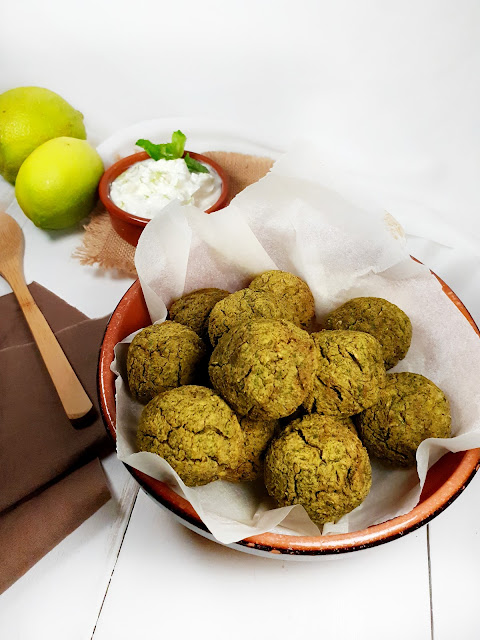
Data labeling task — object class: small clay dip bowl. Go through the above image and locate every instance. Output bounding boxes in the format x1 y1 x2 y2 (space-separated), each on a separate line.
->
98 273 480 558
98 151 229 247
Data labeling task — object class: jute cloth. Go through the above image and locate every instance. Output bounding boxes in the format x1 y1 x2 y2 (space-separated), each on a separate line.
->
74 152 274 277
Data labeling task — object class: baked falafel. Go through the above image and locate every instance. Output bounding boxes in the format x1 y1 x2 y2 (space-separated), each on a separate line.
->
225 416 278 482
264 413 372 525
356 372 451 467
305 330 386 416
208 288 282 347
326 297 412 369
127 321 207 404
249 270 315 329
209 319 317 420
168 288 230 341
136 385 244 486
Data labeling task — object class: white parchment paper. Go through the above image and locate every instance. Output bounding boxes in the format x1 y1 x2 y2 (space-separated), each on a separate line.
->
112 147 480 544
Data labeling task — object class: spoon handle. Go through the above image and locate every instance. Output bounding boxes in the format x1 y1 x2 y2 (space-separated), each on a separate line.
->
7 268 93 420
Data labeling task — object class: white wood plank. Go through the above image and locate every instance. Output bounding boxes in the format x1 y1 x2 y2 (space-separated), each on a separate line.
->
93 488 432 640
0 455 138 640
407 229 480 639
428 472 480 640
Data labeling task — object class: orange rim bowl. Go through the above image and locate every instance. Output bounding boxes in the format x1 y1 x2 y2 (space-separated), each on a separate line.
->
98 151 230 247
98 274 480 556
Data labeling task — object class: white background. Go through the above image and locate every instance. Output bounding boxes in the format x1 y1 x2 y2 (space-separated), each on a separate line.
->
1 1 479 638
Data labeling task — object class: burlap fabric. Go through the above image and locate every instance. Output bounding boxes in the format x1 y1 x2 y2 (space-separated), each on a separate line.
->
74 152 274 277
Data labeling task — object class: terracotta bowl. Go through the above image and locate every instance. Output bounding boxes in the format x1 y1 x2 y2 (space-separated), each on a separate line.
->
98 151 230 247
98 276 480 558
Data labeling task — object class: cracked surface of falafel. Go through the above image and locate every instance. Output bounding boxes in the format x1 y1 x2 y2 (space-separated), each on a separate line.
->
264 413 372 525
249 270 315 329
356 372 451 468
305 330 386 416
208 288 283 347
169 288 230 341
209 319 317 420
127 321 207 404
326 297 412 369
225 416 278 482
136 386 244 486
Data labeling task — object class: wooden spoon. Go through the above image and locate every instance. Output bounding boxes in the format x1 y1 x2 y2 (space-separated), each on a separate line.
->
0 212 93 420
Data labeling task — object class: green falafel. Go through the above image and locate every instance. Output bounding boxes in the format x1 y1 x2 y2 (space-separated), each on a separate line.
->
225 416 278 482
209 319 317 420
208 288 282 347
136 386 244 486
127 321 207 404
264 413 372 525
169 288 230 341
356 372 451 467
249 270 315 329
305 330 386 416
326 297 412 369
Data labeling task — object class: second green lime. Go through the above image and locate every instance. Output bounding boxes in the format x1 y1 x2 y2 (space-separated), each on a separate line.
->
15 137 104 230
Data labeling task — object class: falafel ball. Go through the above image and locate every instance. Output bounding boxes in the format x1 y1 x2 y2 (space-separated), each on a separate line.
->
209 319 317 420
264 413 372 525
356 372 451 468
305 330 386 416
225 416 278 482
249 270 315 329
168 288 230 341
136 386 244 486
326 297 412 369
127 321 207 404
208 288 283 347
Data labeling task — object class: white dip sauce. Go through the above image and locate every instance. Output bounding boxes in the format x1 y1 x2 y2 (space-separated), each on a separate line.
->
110 157 222 219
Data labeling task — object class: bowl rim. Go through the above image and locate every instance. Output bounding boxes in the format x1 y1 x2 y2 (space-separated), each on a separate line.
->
97 272 480 556
98 150 230 227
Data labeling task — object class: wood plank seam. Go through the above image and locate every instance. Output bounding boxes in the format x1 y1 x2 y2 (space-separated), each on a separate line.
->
427 525 435 640
90 480 139 640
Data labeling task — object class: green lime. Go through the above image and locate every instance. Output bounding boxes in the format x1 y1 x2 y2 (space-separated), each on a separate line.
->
0 86 86 184
15 137 104 230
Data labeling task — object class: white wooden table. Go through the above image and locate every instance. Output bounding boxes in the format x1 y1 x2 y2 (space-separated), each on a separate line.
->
1 2 480 637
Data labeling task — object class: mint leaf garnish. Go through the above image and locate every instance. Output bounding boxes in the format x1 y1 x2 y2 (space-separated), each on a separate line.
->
136 138 164 161
136 131 186 161
169 130 186 158
136 131 208 173
184 153 209 174
136 137 178 160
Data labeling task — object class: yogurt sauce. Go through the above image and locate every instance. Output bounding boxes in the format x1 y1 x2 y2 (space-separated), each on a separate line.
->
110 157 222 219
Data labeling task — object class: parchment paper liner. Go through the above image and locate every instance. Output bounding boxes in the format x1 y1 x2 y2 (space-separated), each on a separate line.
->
112 147 480 545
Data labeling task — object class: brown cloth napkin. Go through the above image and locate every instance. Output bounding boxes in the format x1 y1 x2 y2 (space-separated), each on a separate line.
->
0 283 113 593
0 459 110 594
0 281 88 349
74 151 274 277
